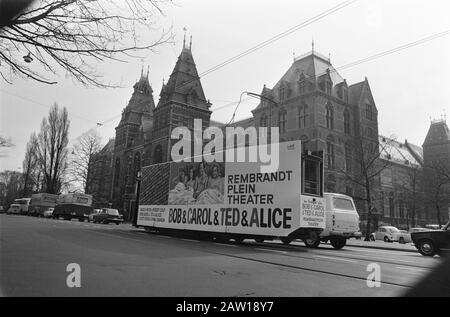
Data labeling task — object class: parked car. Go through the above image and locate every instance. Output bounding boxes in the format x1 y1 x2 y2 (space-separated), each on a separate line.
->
91 208 123 225
87 209 102 222
425 224 441 230
411 220 450 256
7 198 31 215
393 227 430 244
0 206 5 214
42 208 54 218
370 226 401 242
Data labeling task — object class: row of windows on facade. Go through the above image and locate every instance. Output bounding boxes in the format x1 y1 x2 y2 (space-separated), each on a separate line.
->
259 103 375 135
380 193 415 220
113 152 142 188
277 76 349 103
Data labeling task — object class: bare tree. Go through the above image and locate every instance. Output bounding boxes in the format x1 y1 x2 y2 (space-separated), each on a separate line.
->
0 170 24 208
69 129 102 193
340 137 395 240
22 132 39 196
398 165 423 229
0 135 14 147
36 103 70 194
423 163 450 227
0 0 173 86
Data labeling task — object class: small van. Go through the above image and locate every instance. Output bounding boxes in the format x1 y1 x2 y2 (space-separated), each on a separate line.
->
303 193 360 249
7 198 32 215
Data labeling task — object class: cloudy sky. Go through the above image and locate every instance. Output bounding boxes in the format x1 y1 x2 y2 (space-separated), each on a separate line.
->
1 0 449 171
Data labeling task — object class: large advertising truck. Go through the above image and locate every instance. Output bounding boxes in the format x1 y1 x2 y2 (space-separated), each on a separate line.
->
136 140 325 244
53 193 93 221
28 193 59 216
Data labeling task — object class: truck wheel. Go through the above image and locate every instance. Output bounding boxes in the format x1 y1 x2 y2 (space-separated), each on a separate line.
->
417 239 438 257
255 238 264 243
78 218 84 222
303 238 320 248
280 237 292 245
330 237 346 249
115 222 120 225
303 231 320 248
103 219 109 224
399 237 405 244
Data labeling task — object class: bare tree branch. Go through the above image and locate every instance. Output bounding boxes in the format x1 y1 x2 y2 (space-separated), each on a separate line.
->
0 0 174 87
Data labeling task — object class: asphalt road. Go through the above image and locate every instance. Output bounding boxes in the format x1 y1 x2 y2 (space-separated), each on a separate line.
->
0 214 444 297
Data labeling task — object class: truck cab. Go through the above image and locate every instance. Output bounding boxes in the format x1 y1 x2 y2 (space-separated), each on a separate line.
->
319 193 360 249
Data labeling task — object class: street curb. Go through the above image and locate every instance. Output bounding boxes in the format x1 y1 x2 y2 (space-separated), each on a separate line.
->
345 243 417 253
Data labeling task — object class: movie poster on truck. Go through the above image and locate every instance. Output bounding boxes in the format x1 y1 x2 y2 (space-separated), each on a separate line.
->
137 141 325 235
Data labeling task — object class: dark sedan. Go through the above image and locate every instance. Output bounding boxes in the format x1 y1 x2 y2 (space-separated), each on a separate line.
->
411 220 450 256
92 208 123 225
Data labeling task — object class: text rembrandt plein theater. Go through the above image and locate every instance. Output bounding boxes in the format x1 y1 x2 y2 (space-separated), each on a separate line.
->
137 121 327 242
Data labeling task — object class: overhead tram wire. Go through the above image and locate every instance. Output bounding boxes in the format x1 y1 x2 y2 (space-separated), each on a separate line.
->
172 0 358 92
334 29 450 72
28 1 358 139
214 28 450 115
197 0 357 79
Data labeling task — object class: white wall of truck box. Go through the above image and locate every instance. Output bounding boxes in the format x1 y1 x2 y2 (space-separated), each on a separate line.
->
137 141 326 237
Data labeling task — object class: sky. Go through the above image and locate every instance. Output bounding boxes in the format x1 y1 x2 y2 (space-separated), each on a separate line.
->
1 0 450 172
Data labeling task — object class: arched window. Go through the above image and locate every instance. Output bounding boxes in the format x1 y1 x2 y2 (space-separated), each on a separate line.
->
326 103 334 130
279 86 286 102
344 109 351 134
299 80 306 94
114 158 120 187
345 144 352 173
326 135 335 169
298 104 308 129
260 114 268 127
154 144 163 164
389 192 395 218
278 108 287 133
366 103 373 120
326 81 332 94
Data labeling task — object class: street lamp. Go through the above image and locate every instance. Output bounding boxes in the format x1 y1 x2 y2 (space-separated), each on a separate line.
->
23 52 33 63
245 91 278 141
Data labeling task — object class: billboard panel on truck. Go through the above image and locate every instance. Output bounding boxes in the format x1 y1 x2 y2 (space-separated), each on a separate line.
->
137 141 325 237
57 193 92 206
30 193 58 207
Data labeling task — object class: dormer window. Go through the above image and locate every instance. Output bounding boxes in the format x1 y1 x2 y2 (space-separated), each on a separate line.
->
326 81 332 94
326 103 334 130
299 80 306 94
366 103 373 120
343 88 348 102
278 108 287 133
279 86 286 102
260 114 268 127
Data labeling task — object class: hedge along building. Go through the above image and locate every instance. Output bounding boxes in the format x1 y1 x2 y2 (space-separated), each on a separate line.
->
110 37 212 219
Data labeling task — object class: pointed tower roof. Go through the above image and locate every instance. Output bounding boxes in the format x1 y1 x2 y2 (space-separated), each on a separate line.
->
423 119 450 147
118 67 155 127
157 41 210 110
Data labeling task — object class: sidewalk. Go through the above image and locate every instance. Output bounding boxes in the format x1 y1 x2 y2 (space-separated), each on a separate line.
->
345 239 417 253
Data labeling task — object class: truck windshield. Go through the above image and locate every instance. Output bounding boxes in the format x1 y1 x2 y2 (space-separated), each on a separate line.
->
15 199 29 205
333 198 355 211
302 155 322 196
